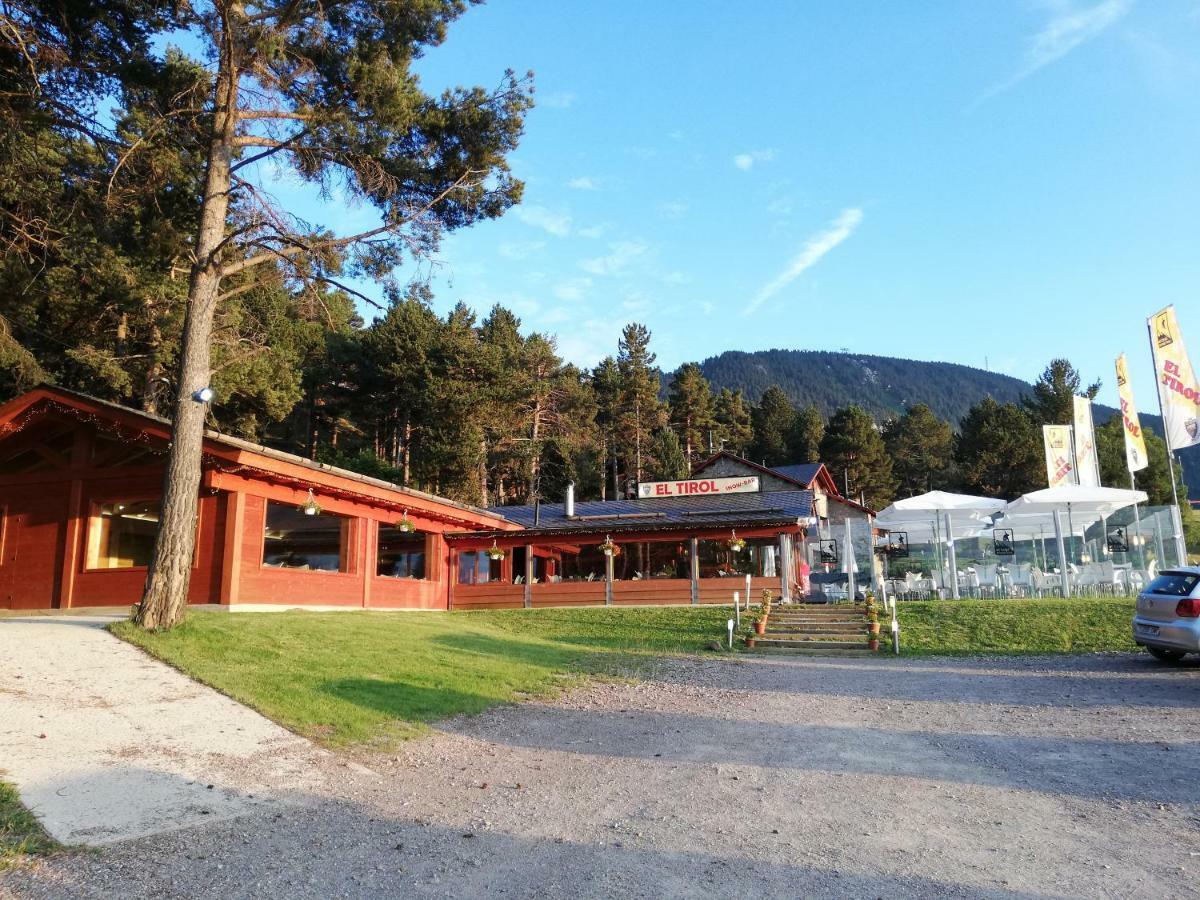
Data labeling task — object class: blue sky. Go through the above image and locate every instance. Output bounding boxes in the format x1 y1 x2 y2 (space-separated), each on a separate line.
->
275 0 1200 416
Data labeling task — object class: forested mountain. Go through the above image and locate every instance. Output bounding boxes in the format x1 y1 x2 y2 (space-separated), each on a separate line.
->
699 348 1199 497
699 349 1031 424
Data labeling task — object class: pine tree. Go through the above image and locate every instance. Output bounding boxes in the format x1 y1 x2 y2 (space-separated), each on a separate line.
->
788 404 824 464
615 323 664 486
1022 359 1100 425
955 398 1043 498
883 403 955 496
819 405 896 507
713 388 752 456
592 356 622 499
749 385 795 466
648 428 689 481
668 362 715 465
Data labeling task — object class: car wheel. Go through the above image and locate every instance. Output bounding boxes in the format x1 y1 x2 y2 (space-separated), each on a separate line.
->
1146 646 1188 663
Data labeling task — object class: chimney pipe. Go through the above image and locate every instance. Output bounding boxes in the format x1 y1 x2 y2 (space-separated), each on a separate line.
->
565 482 576 518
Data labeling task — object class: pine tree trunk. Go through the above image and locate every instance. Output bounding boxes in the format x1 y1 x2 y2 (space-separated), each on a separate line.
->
136 31 239 630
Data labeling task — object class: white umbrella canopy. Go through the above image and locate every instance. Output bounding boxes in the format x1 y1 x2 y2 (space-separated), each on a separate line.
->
875 491 1005 542
1002 485 1147 520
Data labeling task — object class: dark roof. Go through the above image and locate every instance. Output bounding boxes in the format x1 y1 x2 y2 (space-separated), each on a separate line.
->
465 490 814 538
769 463 824 486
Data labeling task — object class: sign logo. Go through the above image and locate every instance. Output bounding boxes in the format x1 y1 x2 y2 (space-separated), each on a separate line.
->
1156 311 1174 348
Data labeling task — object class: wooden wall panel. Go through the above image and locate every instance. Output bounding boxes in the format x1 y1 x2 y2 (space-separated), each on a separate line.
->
529 580 606 608
453 583 525 610
610 579 692 606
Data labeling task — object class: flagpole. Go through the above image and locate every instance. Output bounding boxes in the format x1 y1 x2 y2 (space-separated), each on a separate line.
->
1147 317 1187 564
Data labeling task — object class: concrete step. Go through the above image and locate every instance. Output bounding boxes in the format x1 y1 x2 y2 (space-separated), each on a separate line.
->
767 623 868 633
751 638 875 650
747 647 880 657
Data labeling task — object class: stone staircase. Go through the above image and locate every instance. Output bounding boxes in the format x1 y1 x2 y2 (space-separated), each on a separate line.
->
747 602 881 655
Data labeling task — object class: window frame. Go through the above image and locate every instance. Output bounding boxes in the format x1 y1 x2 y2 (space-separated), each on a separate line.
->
260 499 357 576
375 524 428 580
83 496 165 573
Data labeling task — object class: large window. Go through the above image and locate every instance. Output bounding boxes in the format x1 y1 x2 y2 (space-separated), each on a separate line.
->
377 527 426 579
698 537 779 578
263 501 350 572
87 500 160 569
532 543 608 583
458 551 502 584
613 540 690 581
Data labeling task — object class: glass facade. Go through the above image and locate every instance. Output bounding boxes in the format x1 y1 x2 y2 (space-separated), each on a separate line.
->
612 540 691 580
263 501 350 572
377 527 426 579
87 500 160 569
458 550 502 584
698 537 779 578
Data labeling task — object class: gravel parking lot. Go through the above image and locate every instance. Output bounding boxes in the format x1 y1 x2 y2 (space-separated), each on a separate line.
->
5 652 1200 899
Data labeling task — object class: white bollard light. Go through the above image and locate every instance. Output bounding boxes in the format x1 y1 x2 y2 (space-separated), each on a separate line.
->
727 618 735 650
734 591 740 628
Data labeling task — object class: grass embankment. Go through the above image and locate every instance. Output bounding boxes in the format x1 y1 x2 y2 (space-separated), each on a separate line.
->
897 596 1137 655
0 780 56 871
110 599 1140 747
111 606 730 748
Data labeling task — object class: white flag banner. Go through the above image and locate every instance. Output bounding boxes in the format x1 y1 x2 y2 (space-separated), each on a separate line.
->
1115 353 1148 472
1071 395 1101 487
1148 305 1200 450
1043 425 1076 488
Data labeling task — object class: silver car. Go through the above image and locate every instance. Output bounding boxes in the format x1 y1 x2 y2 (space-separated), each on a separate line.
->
1132 566 1200 662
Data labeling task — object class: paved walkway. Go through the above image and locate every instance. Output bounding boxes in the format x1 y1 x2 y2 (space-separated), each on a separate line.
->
0 616 327 846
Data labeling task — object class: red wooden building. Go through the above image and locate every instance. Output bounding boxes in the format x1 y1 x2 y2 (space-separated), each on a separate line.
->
0 387 517 611
0 388 845 613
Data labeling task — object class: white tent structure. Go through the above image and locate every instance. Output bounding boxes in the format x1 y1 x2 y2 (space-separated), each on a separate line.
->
874 491 1006 599
997 486 1148 595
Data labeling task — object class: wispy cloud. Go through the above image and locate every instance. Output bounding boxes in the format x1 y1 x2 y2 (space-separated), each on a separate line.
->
498 240 545 261
733 148 777 171
658 199 689 219
567 176 600 191
577 224 607 239
981 0 1133 100
553 277 593 302
580 240 649 276
541 90 577 109
517 205 572 237
746 208 863 315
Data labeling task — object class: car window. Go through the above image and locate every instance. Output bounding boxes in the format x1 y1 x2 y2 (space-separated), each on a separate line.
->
1145 572 1200 597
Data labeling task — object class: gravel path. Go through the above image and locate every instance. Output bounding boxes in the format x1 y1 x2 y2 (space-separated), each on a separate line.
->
0 617 327 846
4 652 1200 899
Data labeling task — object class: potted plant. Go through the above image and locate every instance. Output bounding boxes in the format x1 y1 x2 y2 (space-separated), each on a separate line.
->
485 540 506 562
727 530 746 553
745 635 757 649
867 635 880 651
754 589 773 635
599 535 621 558
867 606 880 635
395 511 416 533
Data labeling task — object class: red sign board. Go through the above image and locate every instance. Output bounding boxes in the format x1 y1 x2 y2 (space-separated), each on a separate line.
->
637 476 760 499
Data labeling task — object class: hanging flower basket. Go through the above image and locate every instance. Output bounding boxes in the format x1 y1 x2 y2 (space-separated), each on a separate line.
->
486 540 507 561
299 489 322 517
599 535 621 558
395 512 416 533
726 530 746 553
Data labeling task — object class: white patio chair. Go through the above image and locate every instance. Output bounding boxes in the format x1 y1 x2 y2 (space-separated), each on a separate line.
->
976 564 1000 599
1030 567 1059 597
958 568 979 599
1006 563 1032 598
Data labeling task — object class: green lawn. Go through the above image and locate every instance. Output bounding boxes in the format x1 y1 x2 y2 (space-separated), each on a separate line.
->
110 599 1140 748
896 596 1138 655
0 780 56 872
111 606 733 748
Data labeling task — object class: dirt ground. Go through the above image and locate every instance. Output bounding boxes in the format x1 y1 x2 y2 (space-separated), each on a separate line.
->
4 652 1200 899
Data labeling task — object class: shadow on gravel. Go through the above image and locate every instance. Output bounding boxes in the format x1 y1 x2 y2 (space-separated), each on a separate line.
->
1 791 1049 900
645 654 1200 709
444 705 1200 805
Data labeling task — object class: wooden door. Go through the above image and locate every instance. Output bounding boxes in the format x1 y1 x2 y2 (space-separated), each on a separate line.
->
0 486 67 609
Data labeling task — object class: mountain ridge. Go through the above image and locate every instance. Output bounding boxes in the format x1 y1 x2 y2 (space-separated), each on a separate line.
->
697 347 1198 497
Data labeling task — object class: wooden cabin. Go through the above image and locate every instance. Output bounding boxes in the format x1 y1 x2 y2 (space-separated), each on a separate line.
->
0 387 516 611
